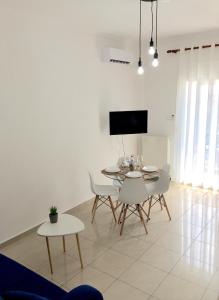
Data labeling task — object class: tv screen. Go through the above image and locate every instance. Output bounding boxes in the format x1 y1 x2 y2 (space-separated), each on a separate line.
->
109 110 148 135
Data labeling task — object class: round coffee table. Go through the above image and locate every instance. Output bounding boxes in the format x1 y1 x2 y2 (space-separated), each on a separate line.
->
37 214 85 274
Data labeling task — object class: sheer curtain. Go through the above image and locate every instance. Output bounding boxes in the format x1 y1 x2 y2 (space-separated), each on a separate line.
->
174 46 219 190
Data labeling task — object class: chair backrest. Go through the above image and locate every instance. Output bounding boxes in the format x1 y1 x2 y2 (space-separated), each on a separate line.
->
162 163 170 174
117 156 130 167
88 172 97 195
117 157 124 167
113 179 122 189
153 169 170 195
118 177 148 205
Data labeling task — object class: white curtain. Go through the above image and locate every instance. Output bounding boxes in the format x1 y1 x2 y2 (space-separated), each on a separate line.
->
174 46 219 190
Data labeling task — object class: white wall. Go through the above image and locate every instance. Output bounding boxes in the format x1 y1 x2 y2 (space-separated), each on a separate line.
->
142 29 219 173
0 3 144 243
143 29 219 135
2 3 216 244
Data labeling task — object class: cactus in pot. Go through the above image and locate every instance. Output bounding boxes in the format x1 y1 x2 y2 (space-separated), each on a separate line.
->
49 206 58 223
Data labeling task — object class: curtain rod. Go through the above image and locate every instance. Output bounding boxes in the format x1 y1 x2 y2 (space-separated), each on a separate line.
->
167 43 219 54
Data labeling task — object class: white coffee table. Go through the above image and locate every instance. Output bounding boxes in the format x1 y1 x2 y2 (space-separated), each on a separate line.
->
37 213 85 274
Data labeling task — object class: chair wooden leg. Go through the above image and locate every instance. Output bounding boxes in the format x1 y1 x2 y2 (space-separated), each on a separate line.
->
120 204 128 236
162 194 171 221
91 196 98 223
118 204 125 224
137 204 148 235
159 195 163 210
115 201 122 211
108 196 117 223
139 204 150 222
92 195 98 213
143 197 149 207
148 196 153 218
136 204 141 220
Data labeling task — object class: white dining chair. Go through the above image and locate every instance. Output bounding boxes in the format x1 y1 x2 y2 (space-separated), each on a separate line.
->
118 177 149 236
89 172 118 223
116 156 125 167
113 179 123 211
113 156 125 210
113 179 122 190
146 169 171 221
162 163 170 174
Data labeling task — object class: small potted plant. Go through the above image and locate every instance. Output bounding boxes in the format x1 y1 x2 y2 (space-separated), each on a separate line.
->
49 206 58 223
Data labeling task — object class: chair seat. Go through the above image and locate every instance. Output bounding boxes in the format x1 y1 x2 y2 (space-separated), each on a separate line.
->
95 184 118 196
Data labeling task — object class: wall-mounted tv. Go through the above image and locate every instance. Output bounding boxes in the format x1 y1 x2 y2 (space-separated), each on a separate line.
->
109 110 148 135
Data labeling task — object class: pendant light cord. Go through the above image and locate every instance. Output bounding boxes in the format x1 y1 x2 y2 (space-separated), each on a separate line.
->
151 1 154 40
139 0 142 59
155 0 158 51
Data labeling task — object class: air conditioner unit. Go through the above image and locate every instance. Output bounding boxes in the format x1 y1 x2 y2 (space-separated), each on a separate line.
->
102 48 133 64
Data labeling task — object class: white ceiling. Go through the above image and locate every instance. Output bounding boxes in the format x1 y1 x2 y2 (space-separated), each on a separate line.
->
64 0 219 39
1 0 219 39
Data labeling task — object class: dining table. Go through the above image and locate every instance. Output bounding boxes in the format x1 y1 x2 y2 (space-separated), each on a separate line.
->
101 166 160 183
101 165 160 215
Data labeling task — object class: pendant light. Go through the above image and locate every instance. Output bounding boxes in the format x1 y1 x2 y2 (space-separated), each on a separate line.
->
152 0 159 67
137 0 144 75
148 1 155 56
137 0 160 72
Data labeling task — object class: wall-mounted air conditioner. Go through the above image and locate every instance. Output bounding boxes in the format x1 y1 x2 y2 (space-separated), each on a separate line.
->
102 48 133 65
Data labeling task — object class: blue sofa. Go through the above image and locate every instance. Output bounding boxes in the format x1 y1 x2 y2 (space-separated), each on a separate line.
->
0 254 103 300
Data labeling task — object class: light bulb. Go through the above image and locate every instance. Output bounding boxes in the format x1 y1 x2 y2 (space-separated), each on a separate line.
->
148 38 155 55
152 58 159 67
152 51 159 68
137 58 144 75
138 66 144 75
148 46 155 55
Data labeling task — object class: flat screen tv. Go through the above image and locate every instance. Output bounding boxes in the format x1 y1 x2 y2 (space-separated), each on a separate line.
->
109 110 148 135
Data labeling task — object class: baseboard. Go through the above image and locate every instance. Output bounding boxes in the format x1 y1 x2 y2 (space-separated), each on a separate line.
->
0 197 93 249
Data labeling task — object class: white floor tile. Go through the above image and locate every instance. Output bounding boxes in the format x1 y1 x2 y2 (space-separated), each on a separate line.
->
154 274 205 300
140 244 181 272
185 240 219 267
104 280 151 300
91 249 134 278
155 232 193 254
120 260 167 294
111 236 152 259
201 289 219 300
171 256 215 287
63 266 115 293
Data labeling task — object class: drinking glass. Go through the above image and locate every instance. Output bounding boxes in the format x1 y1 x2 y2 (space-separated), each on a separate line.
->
135 155 141 170
139 155 144 168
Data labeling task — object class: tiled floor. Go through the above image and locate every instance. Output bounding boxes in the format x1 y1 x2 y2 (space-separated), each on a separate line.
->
1 183 219 300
